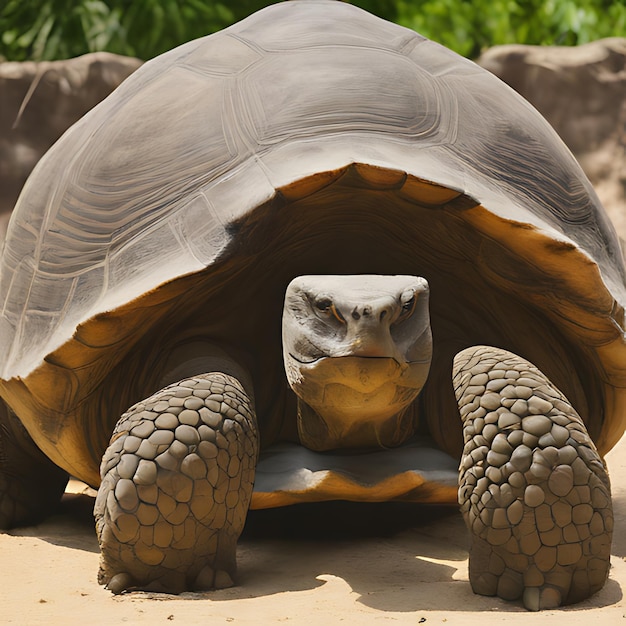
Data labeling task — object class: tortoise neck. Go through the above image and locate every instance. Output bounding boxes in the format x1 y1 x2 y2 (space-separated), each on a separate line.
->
296 396 419 451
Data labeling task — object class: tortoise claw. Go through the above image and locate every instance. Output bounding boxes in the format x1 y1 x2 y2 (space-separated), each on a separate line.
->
105 572 136 595
194 565 234 591
523 586 562 611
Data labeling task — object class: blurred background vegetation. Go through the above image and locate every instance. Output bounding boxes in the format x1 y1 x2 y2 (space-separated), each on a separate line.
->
1 0 625 62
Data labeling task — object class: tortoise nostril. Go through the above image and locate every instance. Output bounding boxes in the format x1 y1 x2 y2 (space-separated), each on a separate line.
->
363 306 371 317
352 308 360 320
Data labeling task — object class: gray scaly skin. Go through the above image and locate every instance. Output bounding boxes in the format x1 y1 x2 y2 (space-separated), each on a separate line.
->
453 346 612 610
95 373 258 594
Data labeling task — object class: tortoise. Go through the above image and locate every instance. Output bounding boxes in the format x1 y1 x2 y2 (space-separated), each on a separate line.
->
0 0 624 611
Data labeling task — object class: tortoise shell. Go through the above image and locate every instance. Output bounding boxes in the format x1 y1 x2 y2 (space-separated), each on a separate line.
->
1 0 625 489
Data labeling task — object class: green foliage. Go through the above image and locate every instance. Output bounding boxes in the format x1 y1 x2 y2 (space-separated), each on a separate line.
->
397 0 626 58
0 0 625 62
1 0 237 61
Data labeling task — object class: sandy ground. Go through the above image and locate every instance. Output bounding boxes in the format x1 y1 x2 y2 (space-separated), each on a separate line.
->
0 432 625 626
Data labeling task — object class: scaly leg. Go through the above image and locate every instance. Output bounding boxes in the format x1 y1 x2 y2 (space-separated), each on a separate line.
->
453 346 612 610
95 372 258 593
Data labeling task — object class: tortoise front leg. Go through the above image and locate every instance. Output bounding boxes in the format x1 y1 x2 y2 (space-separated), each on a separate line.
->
95 372 258 594
453 346 612 611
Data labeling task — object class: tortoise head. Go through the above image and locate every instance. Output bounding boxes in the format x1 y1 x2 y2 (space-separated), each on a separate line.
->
282 275 432 451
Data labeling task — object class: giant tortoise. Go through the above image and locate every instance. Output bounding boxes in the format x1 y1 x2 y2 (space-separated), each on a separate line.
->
0 0 624 612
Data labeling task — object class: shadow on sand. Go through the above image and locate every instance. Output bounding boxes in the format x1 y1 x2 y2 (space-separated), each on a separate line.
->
8 489 623 613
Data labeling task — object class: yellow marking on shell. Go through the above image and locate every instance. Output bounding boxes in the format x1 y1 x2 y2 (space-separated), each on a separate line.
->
279 168 346 201
399 174 464 206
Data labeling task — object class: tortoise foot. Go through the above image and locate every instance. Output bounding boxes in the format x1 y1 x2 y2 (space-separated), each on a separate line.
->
94 373 258 593
453 346 613 610
0 402 68 529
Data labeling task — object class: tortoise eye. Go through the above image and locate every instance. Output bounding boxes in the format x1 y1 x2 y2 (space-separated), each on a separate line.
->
397 291 417 321
314 297 345 324
315 297 332 312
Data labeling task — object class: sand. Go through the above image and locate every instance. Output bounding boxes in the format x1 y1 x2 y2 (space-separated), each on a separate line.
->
1 431 625 625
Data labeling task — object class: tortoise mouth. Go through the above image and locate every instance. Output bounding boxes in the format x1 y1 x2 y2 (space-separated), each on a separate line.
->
288 355 429 452
288 355 428 395
288 353 330 365
292 354 431 363
289 352 411 366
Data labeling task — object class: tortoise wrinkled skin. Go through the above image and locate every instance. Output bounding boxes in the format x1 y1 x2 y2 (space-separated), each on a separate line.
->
0 0 624 611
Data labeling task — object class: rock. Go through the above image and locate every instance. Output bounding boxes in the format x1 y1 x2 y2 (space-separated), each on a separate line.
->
0 52 142 238
479 39 626 238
